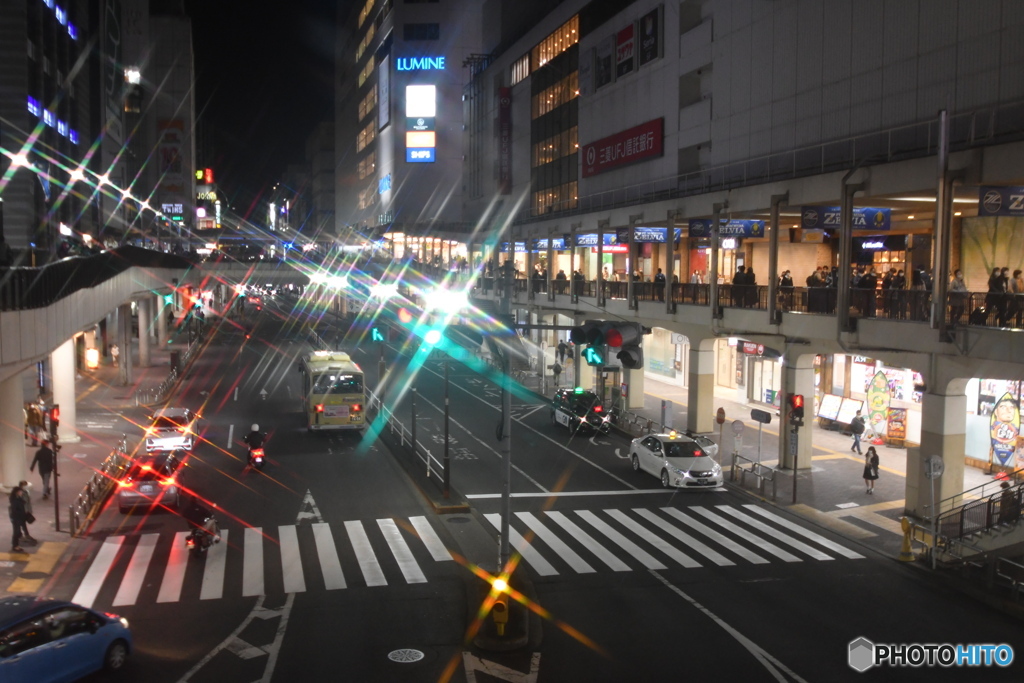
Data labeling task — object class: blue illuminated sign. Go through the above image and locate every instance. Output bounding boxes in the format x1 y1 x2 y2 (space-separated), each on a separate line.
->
979 186 1024 217
378 173 392 194
407 148 435 163
688 219 766 238
614 227 683 243
396 57 446 71
800 206 891 231
574 233 616 247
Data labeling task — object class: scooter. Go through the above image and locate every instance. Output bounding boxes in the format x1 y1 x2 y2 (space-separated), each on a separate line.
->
248 446 265 471
186 513 220 558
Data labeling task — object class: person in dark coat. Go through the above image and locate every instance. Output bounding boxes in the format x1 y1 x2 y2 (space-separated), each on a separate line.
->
860 266 878 317
9 486 27 552
30 440 55 499
863 447 880 494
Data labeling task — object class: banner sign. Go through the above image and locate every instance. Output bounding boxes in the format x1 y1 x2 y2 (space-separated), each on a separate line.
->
616 23 635 78
378 54 391 130
979 186 1024 217
595 36 615 89
614 227 683 243
638 6 662 66
530 238 567 251
990 392 1020 467
582 118 664 178
800 206 891 231
498 87 512 195
687 219 765 238
886 408 907 441
499 242 527 253
574 233 616 247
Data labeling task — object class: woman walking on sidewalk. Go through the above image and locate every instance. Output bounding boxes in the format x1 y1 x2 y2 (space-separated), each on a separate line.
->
863 447 880 494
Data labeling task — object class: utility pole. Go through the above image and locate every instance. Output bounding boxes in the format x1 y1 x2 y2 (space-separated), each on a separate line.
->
443 359 450 498
498 260 513 570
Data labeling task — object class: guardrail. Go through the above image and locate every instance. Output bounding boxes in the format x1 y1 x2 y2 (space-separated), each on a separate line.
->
133 334 202 407
367 389 445 484
729 452 778 501
68 435 131 538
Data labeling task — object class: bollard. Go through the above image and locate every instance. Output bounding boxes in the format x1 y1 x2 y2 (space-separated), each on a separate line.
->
898 517 916 562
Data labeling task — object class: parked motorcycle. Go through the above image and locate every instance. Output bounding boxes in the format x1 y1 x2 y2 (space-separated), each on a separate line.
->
186 512 220 558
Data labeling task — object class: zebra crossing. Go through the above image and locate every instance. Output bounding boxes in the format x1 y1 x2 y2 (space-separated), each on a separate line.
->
484 503 864 577
70 515 453 609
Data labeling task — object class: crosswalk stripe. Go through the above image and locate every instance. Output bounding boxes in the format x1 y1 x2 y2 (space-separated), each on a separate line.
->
200 529 228 600
690 508 800 562
515 512 596 573
715 506 834 560
741 505 865 559
545 511 630 572
378 519 427 584
575 510 666 570
279 525 307 593
660 508 769 564
346 521 387 587
409 516 452 561
633 510 734 566
484 513 558 576
72 536 124 608
243 528 264 596
605 509 701 568
113 534 158 606
312 523 347 590
157 532 190 603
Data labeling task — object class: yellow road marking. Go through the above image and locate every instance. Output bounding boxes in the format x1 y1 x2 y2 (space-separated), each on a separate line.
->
4 542 67 593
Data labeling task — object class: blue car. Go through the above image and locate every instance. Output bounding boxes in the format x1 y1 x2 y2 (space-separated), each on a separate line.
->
0 596 132 683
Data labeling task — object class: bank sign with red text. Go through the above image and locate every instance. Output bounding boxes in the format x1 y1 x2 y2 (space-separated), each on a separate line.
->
582 118 664 178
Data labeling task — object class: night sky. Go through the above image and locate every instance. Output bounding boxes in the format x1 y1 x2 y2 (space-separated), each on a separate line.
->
182 0 346 217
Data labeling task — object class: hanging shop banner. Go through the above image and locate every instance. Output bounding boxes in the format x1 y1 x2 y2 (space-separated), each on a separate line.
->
595 36 615 89
498 242 527 253
498 87 512 195
582 118 664 178
616 23 636 78
638 6 663 67
886 408 907 441
574 233 616 247
978 186 1024 217
866 370 891 435
529 238 567 251
687 219 765 238
614 227 683 243
990 392 1020 467
800 206 892 231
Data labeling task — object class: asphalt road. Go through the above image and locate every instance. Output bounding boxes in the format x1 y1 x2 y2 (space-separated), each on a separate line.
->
43 296 1024 682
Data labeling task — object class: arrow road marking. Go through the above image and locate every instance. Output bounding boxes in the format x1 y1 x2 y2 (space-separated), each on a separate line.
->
260 388 268 400
296 489 324 525
614 448 628 459
463 652 540 683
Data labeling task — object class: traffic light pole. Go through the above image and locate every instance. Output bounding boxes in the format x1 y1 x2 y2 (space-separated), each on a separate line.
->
498 261 513 571
443 359 450 499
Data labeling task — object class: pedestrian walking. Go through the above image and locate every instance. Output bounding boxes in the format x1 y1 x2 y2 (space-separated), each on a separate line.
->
110 343 120 367
998 482 1020 523
30 439 55 499
552 361 562 388
557 340 568 364
850 410 866 454
16 481 35 544
9 486 27 552
863 446 880 494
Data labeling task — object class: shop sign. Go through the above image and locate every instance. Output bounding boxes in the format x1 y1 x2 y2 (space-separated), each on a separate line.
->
616 23 635 78
638 6 662 66
594 244 629 253
614 226 682 243
801 229 825 243
574 233 616 247
595 36 615 89
978 186 1024 217
886 408 907 441
530 238 566 251
499 241 527 253
687 219 765 238
852 355 873 364
741 342 765 356
582 118 664 178
395 56 446 71
378 55 391 130
989 392 1020 467
801 206 891 231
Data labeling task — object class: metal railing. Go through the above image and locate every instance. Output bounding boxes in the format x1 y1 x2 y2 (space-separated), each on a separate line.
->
936 480 1024 542
367 389 445 482
134 335 202 407
729 452 778 501
68 435 131 538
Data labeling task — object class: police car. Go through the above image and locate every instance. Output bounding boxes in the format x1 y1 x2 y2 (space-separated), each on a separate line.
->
550 388 611 435
630 431 723 488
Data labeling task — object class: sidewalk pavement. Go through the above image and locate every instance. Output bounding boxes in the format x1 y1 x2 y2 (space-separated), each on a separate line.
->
1 324 194 597
519 367 995 561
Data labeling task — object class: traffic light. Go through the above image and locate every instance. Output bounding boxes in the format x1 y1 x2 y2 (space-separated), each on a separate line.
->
569 320 648 369
370 327 385 342
49 404 60 439
788 394 805 424
613 322 645 370
570 320 612 368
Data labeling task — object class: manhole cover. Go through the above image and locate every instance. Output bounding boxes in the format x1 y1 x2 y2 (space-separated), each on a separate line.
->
388 649 425 663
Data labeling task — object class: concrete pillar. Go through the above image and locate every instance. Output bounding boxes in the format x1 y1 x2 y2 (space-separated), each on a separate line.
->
118 303 133 386
138 298 151 367
50 338 80 443
152 294 162 338
687 341 716 433
626 366 645 410
156 296 169 347
0 372 28 489
906 389 967 517
578 356 595 391
779 352 815 470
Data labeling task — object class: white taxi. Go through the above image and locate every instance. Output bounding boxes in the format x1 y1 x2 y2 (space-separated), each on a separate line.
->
630 431 723 489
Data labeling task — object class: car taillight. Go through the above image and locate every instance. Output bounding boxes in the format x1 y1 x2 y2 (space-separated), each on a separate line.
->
186 537 194 547
162 478 176 486
593 405 603 413
118 480 131 488
315 404 324 413
141 464 152 471
351 404 362 413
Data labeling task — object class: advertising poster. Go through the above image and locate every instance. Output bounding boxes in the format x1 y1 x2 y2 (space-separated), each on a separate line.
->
378 54 391 130
497 88 511 195
990 392 1020 467
818 394 842 421
866 370 890 434
616 23 635 78
595 36 614 89
638 6 662 66
578 48 594 96
886 408 907 441
837 398 864 426
157 120 185 191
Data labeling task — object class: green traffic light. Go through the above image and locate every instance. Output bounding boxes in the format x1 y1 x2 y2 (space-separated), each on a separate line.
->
371 328 385 342
583 346 604 366
424 329 443 345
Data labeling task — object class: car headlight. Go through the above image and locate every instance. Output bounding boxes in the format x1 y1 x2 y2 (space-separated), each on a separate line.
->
712 463 722 475
670 465 688 477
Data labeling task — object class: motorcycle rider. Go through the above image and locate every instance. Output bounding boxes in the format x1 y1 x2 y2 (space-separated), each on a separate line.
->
183 499 219 549
243 424 266 465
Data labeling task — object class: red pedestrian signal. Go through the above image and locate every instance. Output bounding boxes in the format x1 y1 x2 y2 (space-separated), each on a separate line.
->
788 394 805 421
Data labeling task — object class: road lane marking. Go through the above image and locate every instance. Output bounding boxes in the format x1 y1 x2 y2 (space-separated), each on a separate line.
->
157 532 190 603
604 509 701 568
544 511 630 571
484 513 558 576
742 505 865 559
278 525 306 593
715 506 834 561
409 516 453 562
312 523 347 590
378 519 427 584
227 424 234 449
574 510 666 570
243 527 264 596
515 512 595 573
346 521 387 587
660 508 769 564
690 508 800 562
113 533 158 606
466 489 683 499
200 529 229 600
72 536 124 608
633 509 735 566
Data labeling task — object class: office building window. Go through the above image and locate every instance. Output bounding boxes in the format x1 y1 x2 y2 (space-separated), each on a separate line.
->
359 86 378 120
531 16 578 69
532 181 577 216
358 0 375 28
532 126 577 166
358 151 376 179
531 72 578 119
403 23 439 41
359 183 376 210
358 56 376 87
356 23 376 62
357 119 377 152
510 53 530 86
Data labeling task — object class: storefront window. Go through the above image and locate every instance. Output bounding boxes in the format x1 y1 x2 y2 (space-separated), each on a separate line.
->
646 328 676 379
